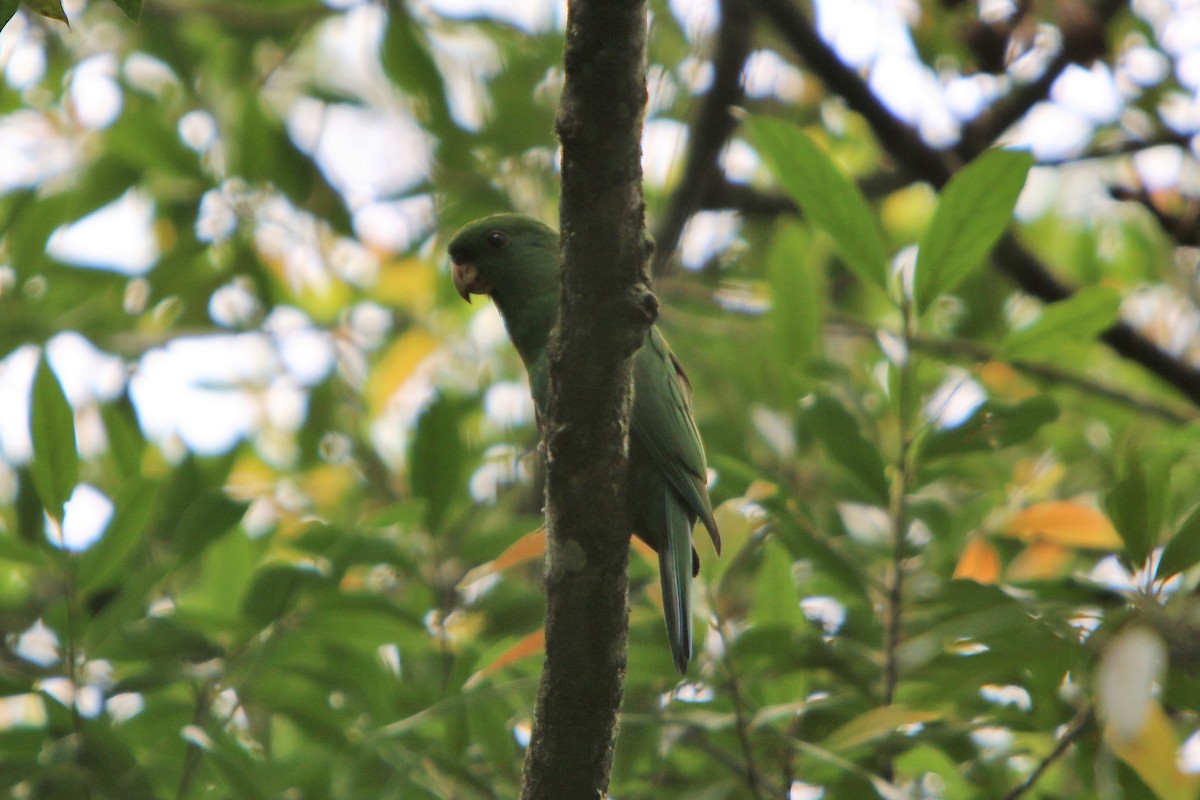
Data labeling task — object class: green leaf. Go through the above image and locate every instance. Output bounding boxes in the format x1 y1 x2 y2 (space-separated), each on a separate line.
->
292 524 413 578
999 286 1122 361
921 396 1058 460
914 148 1033 314
14 468 44 545
750 540 805 629
241 563 326 628
380 0 455 135
824 705 939 752
767 221 822 391
801 394 889 505
1157 504 1200 580
768 499 870 601
169 489 248 561
893 745 974 798
99 396 146 480
23 0 67 24
1 1 19 32
63 156 141 224
409 394 473 532
747 117 889 290
467 695 520 773
120 616 224 662
1105 451 1164 567
76 723 159 800
251 680 348 746
79 480 158 593
29 355 77 522
106 0 141 21
229 93 349 232
199 727 272 800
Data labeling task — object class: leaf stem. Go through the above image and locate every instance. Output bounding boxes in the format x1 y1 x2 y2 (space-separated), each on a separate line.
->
1001 708 1094 800
881 297 915 777
711 597 768 799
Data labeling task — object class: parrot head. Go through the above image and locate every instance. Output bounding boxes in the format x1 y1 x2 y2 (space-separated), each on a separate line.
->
447 213 560 304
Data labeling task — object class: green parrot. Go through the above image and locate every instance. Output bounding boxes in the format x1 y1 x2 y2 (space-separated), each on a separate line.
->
448 213 721 674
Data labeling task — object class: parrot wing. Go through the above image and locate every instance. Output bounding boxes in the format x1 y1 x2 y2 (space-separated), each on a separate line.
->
630 327 720 552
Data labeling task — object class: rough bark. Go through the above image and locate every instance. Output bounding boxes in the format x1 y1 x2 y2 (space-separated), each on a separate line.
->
518 0 653 797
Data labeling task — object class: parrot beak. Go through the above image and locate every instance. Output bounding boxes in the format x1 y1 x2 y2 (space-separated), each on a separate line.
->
451 260 491 303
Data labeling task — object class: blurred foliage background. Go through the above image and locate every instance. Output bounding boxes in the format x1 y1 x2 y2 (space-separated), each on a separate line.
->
3 0 1200 797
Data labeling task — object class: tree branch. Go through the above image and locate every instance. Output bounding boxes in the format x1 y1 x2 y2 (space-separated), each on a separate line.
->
751 0 1200 409
652 0 755 276
993 236 1200 405
957 0 1128 160
519 1 654 797
1001 708 1094 800
753 0 953 183
828 315 1198 425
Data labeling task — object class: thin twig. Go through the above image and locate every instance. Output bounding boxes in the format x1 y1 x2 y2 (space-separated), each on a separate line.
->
1001 708 1095 800
59 560 94 800
711 601 769 799
828 315 1198 425
880 297 915 782
678 728 791 797
175 681 215 800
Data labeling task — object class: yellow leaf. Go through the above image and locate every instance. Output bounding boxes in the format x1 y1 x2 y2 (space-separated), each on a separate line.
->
881 183 936 242
1011 458 1065 498
294 279 352 325
465 630 545 688
303 464 355 512
976 361 1035 399
954 536 1000 583
1005 501 1122 549
375 258 436 312
709 498 759 563
1007 540 1071 580
745 479 778 502
1106 702 1200 800
367 329 438 416
823 705 939 752
443 610 485 647
227 455 276 500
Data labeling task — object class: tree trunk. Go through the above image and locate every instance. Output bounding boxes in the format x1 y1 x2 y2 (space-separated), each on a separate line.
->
519 0 653 797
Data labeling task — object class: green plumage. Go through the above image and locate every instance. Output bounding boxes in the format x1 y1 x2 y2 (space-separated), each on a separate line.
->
448 213 721 674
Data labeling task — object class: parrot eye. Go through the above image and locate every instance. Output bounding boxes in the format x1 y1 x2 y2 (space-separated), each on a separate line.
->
485 230 507 249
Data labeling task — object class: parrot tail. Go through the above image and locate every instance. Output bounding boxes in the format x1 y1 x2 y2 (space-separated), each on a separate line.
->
660 490 696 675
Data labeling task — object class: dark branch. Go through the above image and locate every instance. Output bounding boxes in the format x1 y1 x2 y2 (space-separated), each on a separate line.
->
519 1 652 797
1001 708 1094 800
957 0 1129 160
1110 186 1200 247
993 236 1200 405
652 0 755 276
829 316 1198 425
754 0 953 184
698 171 910 216
752 0 1200 409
